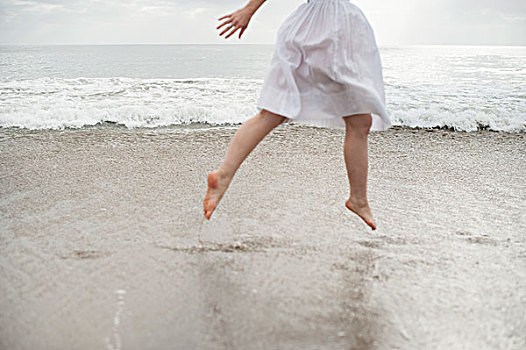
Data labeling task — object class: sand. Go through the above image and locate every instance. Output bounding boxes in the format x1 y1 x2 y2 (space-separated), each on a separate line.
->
1 125 525 349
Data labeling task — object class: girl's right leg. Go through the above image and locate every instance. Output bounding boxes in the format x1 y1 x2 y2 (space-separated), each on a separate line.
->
343 113 376 230
203 109 286 219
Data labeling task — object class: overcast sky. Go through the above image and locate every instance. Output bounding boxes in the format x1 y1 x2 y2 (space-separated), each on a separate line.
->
0 0 525 45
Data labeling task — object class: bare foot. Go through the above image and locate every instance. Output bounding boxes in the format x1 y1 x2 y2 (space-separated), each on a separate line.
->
203 170 230 220
345 198 377 230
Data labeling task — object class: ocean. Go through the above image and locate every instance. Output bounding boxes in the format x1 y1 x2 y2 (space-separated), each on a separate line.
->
0 44 525 132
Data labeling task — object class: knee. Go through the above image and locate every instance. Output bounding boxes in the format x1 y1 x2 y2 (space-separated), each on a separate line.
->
344 114 372 136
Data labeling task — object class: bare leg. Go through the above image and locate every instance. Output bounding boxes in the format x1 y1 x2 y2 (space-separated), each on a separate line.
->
343 113 376 230
203 109 286 219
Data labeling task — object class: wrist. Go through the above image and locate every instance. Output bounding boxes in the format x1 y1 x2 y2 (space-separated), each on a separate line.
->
243 4 257 15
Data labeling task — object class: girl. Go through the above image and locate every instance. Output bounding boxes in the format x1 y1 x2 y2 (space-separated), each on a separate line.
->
204 0 391 230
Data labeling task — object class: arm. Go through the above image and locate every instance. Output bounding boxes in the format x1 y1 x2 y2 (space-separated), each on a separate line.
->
217 0 267 39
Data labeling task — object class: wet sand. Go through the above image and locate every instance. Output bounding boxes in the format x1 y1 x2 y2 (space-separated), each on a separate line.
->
1 125 525 349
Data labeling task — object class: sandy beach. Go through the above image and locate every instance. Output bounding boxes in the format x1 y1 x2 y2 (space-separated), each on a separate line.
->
1 125 525 349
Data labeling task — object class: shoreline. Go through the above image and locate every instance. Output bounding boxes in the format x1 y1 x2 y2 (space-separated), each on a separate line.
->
2 122 525 134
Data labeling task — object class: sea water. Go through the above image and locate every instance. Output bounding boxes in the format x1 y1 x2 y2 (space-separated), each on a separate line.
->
0 44 524 132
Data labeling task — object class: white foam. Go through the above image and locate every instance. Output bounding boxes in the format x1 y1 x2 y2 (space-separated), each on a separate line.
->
0 77 260 129
390 107 526 132
0 77 524 132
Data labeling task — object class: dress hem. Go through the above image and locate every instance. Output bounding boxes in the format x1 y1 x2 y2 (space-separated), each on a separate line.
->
257 83 392 131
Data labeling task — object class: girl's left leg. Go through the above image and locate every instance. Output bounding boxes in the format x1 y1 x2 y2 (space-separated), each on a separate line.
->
203 109 286 219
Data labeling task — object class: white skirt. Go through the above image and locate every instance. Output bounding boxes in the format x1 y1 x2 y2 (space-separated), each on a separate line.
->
256 0 391 131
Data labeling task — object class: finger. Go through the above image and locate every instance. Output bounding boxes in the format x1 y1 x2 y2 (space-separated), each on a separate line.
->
220 25 235 36
223 25 237 38
225 26 240 39
239 27 246 39
216 18 233 30
218 14 231 21
219 27 232 36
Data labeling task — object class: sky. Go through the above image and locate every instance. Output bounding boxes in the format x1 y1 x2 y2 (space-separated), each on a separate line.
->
0 0 525 46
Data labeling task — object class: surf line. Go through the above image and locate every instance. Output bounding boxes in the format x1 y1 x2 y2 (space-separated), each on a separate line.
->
105 289 127 350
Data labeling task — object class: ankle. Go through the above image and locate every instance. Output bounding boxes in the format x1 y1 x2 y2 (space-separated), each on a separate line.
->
348 195 369 207
216 167 234 182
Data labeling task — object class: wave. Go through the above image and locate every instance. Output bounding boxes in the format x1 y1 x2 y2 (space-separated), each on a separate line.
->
0 77 524 132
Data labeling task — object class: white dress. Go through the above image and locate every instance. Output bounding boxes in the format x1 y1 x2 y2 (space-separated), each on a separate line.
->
256 0 391 131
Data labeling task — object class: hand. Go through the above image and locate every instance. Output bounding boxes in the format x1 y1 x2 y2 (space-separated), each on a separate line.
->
217 7 254 39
